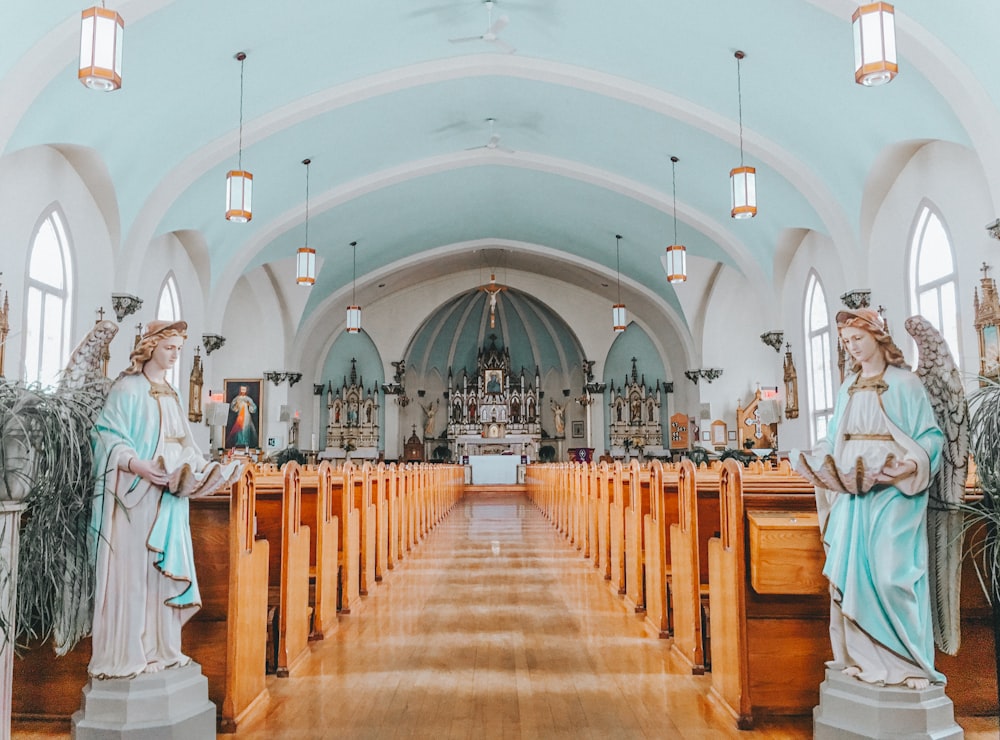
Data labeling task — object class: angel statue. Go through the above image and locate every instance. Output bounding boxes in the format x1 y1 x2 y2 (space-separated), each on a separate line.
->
792 309 967 690
88 320 241 678
421 399 439 438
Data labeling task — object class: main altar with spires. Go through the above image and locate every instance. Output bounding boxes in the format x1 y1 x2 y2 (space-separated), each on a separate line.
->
444 335 541 478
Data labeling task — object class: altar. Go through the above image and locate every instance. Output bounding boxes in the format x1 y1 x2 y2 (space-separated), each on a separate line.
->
454 433 536 459
467 455 522 485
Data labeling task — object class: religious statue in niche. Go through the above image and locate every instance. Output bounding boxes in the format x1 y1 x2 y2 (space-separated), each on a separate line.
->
792 309 966 690
783 343 799 420
188 345 203 423
550 399 566 437
974 262 1000 385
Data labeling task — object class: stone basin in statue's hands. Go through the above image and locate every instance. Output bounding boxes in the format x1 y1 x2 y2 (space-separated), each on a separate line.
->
792 450 897 495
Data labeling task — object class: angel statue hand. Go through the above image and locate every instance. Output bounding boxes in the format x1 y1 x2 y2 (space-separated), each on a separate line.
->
128 457 170 487
874 458 917 486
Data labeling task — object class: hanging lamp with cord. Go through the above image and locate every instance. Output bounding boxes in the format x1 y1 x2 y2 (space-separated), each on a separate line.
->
612 234 627 333
730 50 756 219
79 2 124 91
225 51 253 222
296 158 315 286
665 155 687 284
346 241 361 334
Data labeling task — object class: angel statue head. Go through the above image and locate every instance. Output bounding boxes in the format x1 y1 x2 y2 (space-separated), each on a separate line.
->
123 320 188 377
836 308 905 375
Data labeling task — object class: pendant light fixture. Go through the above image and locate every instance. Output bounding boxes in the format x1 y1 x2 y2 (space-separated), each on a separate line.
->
730 50 757 219
852 3 897 86
296 158 316 286
665 155 687 284
225 51 253 223
346 241 361 334
78 4 124 91
612 234 627 333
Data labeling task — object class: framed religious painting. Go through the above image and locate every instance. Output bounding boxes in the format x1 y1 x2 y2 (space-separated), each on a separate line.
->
484 369 503 394
223 378 263 450
572 420 584 438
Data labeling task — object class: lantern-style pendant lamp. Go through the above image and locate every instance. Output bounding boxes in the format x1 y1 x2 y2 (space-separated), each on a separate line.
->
853 3 897 86
612 234 627 333
79 5 124 91
730 50 757 219
666 155 687 283
226 52 253 222
296 159 316 285
346 241 361 334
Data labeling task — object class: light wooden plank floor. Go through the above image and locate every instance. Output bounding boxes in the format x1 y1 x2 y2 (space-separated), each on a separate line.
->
14 491 999 739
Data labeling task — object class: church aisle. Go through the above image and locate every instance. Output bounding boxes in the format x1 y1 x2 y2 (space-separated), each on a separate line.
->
13 491 998 739
234 490 799 739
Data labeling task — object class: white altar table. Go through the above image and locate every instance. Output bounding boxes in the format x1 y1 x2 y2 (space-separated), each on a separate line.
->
468 455 520 485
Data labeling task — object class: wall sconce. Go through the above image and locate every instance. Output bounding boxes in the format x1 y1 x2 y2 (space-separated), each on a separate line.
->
700 368 723 382
202 333 226 354
987 219 1000 240
760 330 784 352
417 389 426 397
313 383 325 396
111 293 142 322
840 289 871 309
686 368 724 384
562 388 571 397
396 395 410 408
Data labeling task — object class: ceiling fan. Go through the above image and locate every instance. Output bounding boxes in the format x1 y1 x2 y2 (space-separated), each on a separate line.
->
466 118 515 153
448 1 515 54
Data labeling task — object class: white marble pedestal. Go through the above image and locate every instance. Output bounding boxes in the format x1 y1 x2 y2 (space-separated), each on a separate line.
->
72 663 216 739
813 667 963 739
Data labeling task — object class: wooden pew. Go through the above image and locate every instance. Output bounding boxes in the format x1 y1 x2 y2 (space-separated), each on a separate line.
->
338 463 362 614
624 459 649 613
609 460 627 595
354 462 377 596
298 461 341 640
253 461 312 677
372 462 390 583
668 459 707 673
707 459 827 728
186 464 270 731
595 461 613 580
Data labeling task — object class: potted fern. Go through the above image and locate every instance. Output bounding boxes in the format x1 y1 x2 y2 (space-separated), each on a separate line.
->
965 378 1000 711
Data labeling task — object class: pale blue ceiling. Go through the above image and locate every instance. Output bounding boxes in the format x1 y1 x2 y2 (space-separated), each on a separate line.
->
2 0 993 351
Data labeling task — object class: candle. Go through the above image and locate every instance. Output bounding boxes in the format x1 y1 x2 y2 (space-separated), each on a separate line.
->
311 433 317 450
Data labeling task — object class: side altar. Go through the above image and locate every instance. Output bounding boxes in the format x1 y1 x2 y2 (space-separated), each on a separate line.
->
322 358 380 459
445 335 541 461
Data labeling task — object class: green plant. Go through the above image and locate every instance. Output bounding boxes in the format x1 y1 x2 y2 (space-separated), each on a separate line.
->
432 445 451 463
685 447 710 467
0 378 107 654
964 378 1000 707
271 446 307 467
719 447 756 467
538 445 556 463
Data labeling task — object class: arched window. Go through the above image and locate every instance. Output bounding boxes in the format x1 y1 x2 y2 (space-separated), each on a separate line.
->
24 209 73 385
804 273 835 445
156 274 182 388
909 205 960 366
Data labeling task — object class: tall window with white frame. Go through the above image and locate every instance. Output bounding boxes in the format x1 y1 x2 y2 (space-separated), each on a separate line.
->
909 204 961 367
805 273 835 445
24 209 73 386
156 274 182 389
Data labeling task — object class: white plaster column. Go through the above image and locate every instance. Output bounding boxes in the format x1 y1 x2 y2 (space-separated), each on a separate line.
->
384 398 401 460
0 501 26 740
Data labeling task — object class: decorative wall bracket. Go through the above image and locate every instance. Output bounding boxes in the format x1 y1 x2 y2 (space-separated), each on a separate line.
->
285 372 303 387
313 383 325 396
111 293 143 322
760 330 784 352
987 219 1000 240
202 333 226 354
381 381 403 395
684 370 701 385
840 289 871 309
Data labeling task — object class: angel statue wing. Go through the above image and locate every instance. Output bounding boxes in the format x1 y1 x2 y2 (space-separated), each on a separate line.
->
905 314 969 656
49 319 118 654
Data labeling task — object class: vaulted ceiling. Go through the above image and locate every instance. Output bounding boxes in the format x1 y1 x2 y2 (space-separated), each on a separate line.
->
4 0 998 349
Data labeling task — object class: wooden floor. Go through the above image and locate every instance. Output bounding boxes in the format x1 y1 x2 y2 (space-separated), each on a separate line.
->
14 490 999 739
